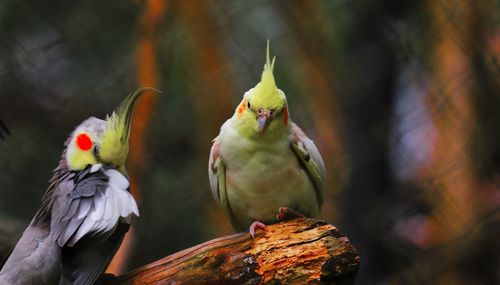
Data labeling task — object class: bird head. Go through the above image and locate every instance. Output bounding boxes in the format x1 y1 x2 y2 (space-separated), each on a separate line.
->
64 87 159 174
234 42 290 139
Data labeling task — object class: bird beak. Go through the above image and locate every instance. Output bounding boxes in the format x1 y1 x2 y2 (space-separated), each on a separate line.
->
100 87 161 167
257 110 272 134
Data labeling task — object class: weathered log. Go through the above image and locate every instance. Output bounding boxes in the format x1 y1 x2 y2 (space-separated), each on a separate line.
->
104 218 360 285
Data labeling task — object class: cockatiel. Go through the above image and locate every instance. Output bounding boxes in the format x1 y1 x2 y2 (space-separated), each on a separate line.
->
209 43 325 237
0 88 158 285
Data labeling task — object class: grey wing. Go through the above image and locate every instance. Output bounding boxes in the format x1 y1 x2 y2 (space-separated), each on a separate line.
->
51 165 137 285
59 223 129 285
51 167 109 248
0 172 77 284
208 137 222 204
290 123 326 207
208 137 241 228
0 223 61 285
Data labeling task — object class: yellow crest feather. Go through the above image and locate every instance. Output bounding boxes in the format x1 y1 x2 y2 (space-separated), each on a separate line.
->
251 40 282 109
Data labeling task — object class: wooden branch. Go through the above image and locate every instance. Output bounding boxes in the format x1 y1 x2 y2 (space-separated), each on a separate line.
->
104 218 360 285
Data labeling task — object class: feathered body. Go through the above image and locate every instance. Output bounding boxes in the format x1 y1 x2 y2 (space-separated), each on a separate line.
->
0 88 155 284
0 163 137 285
209 44 325 231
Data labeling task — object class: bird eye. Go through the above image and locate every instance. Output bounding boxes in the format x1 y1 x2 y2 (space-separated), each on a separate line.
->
93 144 100 157
247 101 251 109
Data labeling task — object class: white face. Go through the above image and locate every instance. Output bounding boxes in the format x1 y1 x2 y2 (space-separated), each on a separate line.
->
65 117 106 171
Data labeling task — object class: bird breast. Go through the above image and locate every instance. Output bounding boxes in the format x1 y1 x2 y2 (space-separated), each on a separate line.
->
219 123 318 224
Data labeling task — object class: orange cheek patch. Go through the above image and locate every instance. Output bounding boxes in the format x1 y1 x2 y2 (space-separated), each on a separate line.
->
283 107 289 126
237 99 247 117
76 133 93 151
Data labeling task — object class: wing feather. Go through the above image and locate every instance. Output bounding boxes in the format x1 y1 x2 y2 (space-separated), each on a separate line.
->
49 164 138 284
208 134 244 229
60 223 129 285
290 123 326 207
208 137 222 203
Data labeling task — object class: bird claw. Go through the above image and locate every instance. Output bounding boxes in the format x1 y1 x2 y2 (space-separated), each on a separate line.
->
249 221 266 239
276 207 306 221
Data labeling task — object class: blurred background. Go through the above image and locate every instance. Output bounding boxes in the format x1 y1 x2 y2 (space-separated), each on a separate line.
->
0 0 498 284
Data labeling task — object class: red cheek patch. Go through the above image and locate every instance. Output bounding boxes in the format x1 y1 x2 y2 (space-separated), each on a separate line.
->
76 133 93 151
283 107 289 126
237 99 247 117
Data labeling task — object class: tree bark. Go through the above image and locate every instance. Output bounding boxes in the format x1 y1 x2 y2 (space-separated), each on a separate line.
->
103 218 360 285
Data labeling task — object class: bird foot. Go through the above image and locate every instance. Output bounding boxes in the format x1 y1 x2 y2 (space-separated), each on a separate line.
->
276 207 306 221
249 221 266 239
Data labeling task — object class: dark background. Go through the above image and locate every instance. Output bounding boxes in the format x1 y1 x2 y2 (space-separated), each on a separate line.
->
0 1 498 284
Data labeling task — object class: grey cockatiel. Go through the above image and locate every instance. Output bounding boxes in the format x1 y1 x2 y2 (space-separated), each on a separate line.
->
208 43 326 237
0 88 158 285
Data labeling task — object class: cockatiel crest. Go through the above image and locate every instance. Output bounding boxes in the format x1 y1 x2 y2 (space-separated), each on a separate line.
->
249 42 282 109
234 42 290 139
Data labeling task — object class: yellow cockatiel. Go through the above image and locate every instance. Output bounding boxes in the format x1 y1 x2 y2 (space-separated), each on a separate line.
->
209 42 326 237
